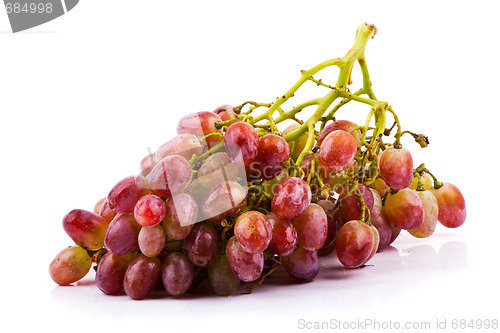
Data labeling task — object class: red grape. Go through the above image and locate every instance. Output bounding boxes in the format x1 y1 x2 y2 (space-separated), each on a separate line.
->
267 213 297 257
339 185 375 222
224 122 259 167
336 220 377 268
107 176 143 214
95 252 136 295
93 197 106 214
251 134 290 180
197 152 239 188
234 211 272 253
282 247 319 282
184 223 220 267
370 211 393 252
292 203 328 251
271 177 312 220
200 181 247 221
99 198 117 224
49 245 92 286
138 225 166 257
123 254 161 300
213 104 237 122
385 188 424 230
430 182 466 228
162 193 198 240
379 147 413 190
208 255 240 296
104 213 141 256
134 194 166 227
62 209 108 250
177 111 222 147
318 130 357 173
316 200 339 256
409 190 439 238
162 252 194 296
225 236 263 282
147 155 193 198
317 120 361 146
369 188 382 221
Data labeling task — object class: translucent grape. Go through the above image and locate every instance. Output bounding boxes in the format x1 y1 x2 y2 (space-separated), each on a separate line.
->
62 209 108 250
336 220 377 268
385 188 424 230
225 236 263 282
267 213 297 257
234 211 272 253
184 223 220 267
409 173 433 190
49 246 92 286
430 182 466 228
379 147 413 190
162 193 197 240
282 123 308 159
139 154 158 177
177 111 222 147
292 203 328 251
147 155 193 198
156 133 203 162
208 255 240 296
372 177 389 197
197 152 239 188
93 197 106 214
282 247 319 282
138 225 166 257
123 254 161 300
213 104 237 122
162 252 194 296
369 188 382 221
409 190 439 238
318 130 357 173
200 181 247 221
224 122 259 167
104 214 141 256
251 134 289 180
95 252 136 295
271 177 312 220
134 194 166 227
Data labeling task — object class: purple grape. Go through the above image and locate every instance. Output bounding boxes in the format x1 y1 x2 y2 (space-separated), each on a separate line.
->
104 214 141 256
184 223 220 267
162 252 194 296
282 247 319 282
225 236 263 282
123 254 161 300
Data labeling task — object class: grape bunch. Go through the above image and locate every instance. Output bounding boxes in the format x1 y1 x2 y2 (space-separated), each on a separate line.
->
49 23 467 299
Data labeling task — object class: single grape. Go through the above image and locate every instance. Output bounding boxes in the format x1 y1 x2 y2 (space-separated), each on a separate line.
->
213 104 237 122
282 123 309 159
251 134 290 180
261 168 289 198
200 181 247 221
139 153 159 177
99 198 117 224
339 185 375 222
224 122 259 167
282 247 319 282
292 203 328 251
317 130 357 173
93 197 106 214
162 193 198 240
379 147 413 190
176 111 222 147
372 177 389 197
49 245 92 286
133 194 166 228
138 225 166 257
123 254 161 300
62 209 108 251
336 220 376 268
184 223 220 267
234 211 272 254
104 214 141 256
197 152 239 188
147 155 193 198
267 213 297 257
162 252 194 296
208 255 240 296
430 182 466 228
107 176 143 214
225 236 264 282
156 133 203 162
95 252 136 295
271 177 312 220
370 210 393 252
385 188 424 230
317 120 361 146
409 190 439 238
409 173 433 191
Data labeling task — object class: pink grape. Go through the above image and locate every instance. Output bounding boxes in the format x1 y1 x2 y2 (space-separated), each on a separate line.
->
93 197 106 214
138 225 166 257
162 252 194 296
184 223 220 267
139 154 159 177
282 247 319 282
317 120 361 146
234 211 272 253
267 213 297 257
62 209 108 251
271 177 312 220
177 111 222 147
123 254 161 300
99 198 117 224
147 155 193 198
251 134 290 180
49 246 92 286
336 220 377 268
225 236 263 282
197 152 239 188
318 130 357 173
95 252 136 295
156 133 203 162
200 181 247 221
107 176 143 214
409 190 439 238
385 188 424 230
134 194 166 227
430 182 466 228
379 147 413 190
339 185 375 222
292 203 328 251
213 104 237 122
370 211 393 252
224 122 259 167
104 214 141 256
162 193 198 240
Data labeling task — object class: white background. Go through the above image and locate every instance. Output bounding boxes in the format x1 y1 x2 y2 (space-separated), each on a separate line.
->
1 1 499 332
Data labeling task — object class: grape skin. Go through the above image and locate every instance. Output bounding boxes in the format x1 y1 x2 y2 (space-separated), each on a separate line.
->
317 120 361 146
133 194 166 228
138 225 166 257
107 176 143 214
208 255 240 296
339 185 375 222
162 193 197 240
213 104 237 122
177 111 222 147
156 133 202 162
251 134 290 180
267 213 297 257
147 155 193 198
370 211 393 252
